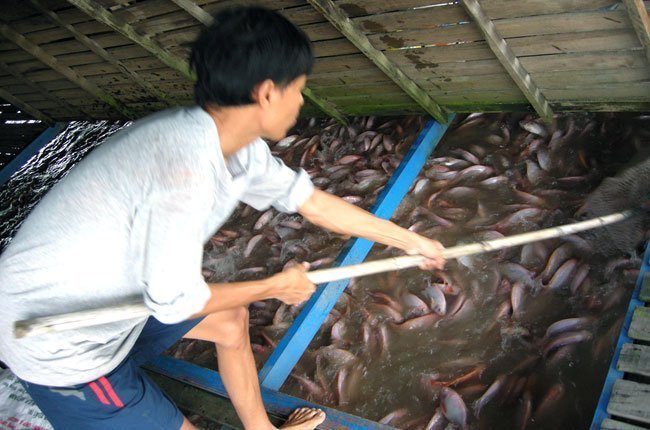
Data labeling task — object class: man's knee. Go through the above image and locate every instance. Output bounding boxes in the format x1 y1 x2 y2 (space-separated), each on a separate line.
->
214 306 249 349
186 306 249 348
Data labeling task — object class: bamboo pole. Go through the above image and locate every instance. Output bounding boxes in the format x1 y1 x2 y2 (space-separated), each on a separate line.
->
14 210 635 339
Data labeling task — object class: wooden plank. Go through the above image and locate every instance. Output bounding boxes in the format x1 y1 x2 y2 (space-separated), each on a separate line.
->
607 379 650 424
0 88 54 124
0 60 88 118
89 0 345 123
601 418 649 430
0 22 135 119
624 0 650 63
641 271 650 302
336 0 619 19
395 50 647 82
30 0 178 106
618 343 650 377
66 0 194 79
552 100 650 111
307 0 449 123
629 307 650 341
367 10 635 50
385 30 642 65
461 0 553 122
170 0 214 26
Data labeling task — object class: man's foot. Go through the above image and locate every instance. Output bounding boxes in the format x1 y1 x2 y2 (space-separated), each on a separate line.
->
279 408 326 430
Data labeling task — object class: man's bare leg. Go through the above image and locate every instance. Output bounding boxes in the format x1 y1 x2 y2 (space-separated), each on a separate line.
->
184 308 325 430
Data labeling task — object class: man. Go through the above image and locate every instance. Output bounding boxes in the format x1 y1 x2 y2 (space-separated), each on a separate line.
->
0 6 445 430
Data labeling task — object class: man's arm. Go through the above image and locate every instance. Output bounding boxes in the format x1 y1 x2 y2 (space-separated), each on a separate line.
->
298 189 445 269
190 263 314 317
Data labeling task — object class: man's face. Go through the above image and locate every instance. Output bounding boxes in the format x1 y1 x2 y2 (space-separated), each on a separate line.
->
262 75 307 141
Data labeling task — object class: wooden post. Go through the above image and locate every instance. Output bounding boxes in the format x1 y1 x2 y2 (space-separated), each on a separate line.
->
0 22 135 119
623 0 650 64
307 0 449 124
461 0 554 123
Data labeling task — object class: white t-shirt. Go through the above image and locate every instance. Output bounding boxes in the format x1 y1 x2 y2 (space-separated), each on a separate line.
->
0 106 314 386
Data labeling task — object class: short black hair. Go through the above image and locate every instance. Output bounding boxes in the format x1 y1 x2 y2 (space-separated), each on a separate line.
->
190 6 314 108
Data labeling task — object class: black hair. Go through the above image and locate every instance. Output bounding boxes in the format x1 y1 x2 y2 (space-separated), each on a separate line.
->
190 6 314 108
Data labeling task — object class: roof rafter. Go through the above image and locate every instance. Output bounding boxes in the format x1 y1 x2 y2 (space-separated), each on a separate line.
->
29 0 178 107
461 0 553 123
623 0 650 64
0 60 91 120
307 0 449 124
0 22 135 119
67 0 348 124
0 87 54 125
170 0 214 26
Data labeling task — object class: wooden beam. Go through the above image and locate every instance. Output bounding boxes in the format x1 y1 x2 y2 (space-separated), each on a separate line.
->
0 88 54 125
170 0 214 26
0 22 135 119
29 0 178 107
307 0 449 124
68 0 347 123
461 0 554 123
623 0 650 64
0 60 90 119
66 0 194 80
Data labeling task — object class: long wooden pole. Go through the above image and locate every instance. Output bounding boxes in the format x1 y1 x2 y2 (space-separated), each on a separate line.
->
13 210 635 339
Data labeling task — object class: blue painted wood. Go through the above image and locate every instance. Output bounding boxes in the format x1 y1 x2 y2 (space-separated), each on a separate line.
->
146 356 396 430
590 241 650 429
0 122 66 187
258 114 455 391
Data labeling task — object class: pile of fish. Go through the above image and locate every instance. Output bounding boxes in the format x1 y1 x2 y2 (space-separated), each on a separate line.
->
168 112 650 429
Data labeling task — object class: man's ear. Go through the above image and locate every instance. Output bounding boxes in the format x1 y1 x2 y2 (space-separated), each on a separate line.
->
251 79 275 108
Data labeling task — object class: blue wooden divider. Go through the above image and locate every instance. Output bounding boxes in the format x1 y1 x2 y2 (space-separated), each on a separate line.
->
258 114 455 390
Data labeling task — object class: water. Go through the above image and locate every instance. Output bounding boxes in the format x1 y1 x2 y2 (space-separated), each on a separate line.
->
0 121 129 252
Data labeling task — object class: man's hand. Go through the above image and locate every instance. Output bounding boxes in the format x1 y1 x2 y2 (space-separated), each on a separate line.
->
406 234 446 270
271 262 316 305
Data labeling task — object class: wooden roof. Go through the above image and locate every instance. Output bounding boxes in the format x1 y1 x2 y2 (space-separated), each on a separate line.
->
0 0 649 128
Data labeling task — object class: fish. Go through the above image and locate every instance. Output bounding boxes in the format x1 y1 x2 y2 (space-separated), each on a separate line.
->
499 263 540 291
539 243 574 283
570 263 590 294
472 374 508 417
253 209 275 230
423 281 447 315
510 282 525 319
534 383 565 419
440 387 469 429
401 291 431 319
519 120 548 138
544 317 594 339
545 258 578 290
543 330 593 357
243 234 264 257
